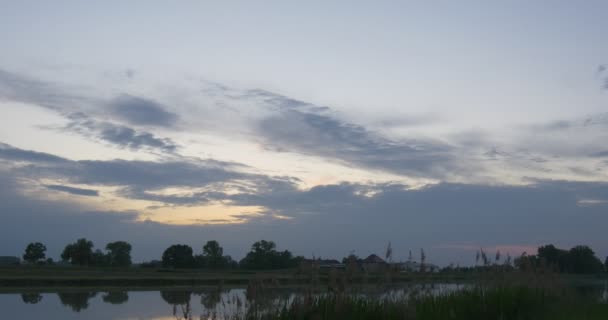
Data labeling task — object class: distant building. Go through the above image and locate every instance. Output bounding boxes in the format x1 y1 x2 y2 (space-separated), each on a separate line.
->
361 254 387 273
0 256 20 266
301 258 345 270
395 261 439 273
318 259 344 269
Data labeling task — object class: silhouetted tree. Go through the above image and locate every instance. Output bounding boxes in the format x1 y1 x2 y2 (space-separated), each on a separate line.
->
516 244 603 274
21 293 42 304
106 241 132 267
57 292 97 312
61 238 94 265
203 240 223 258
342 253 360 264
91 249 109 266
605 256 608 273
537 244 568 272
162 244 195 268
239 240 300 269
199 240 227 269
23 242 46 264
102 291 129 304
567 245 603 274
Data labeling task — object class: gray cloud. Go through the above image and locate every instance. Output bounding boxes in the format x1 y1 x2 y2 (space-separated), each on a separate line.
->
258 107 459 178
44 184 99 197
65 113 178 152
533 113 608 132
0 142 297 206
0 69 179 153
0 68 95 113
0 143 68 164
109 94 178 127
590 150 608 157
1 166 607 266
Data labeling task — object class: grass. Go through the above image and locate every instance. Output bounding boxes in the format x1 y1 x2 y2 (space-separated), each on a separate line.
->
250 285 608 320
0 265 477 290
2 265 607 319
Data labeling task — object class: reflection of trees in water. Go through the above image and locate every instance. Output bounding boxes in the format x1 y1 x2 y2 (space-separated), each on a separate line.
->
160 290 192 320
194 287 228 319
245 284 295 318
57 292 97 312
199 288 222 310
21 293 43 304
102 291 129 304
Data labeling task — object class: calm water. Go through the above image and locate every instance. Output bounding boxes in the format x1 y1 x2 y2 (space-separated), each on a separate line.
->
0 283 605 319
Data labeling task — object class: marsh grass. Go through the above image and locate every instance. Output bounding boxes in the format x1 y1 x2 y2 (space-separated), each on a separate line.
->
244 285 608 320
223 266 608 320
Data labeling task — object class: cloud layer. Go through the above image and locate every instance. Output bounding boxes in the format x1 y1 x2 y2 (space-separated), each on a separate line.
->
1 67 608 265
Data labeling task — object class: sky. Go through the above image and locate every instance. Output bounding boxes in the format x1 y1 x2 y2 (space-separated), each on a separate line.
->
1 1 608 266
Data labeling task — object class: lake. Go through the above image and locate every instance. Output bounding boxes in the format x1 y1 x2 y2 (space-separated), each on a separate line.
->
0 282 606 319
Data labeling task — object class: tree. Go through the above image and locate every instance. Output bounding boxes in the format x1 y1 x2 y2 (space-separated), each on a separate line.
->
201 240 226 269
203 240 223 258
605 256 608 273
61 238 94 265
537 244 568 272
23 242 46 264
106 241 132 267
566 245 603 274
162 244 195 268
239 240 299 269
91 249 109 266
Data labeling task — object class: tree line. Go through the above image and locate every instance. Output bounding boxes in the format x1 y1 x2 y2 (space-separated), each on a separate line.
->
514 244 607 274
19 240 608 273
21 238 303 270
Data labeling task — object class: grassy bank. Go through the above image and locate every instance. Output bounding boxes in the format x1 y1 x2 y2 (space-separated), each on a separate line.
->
0 266 480 289
249 285 608 320
0 265 605 289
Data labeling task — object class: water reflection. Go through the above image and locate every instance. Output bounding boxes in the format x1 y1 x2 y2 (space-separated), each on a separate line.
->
57 291 97 312
102 291 129 304
198 288 223 310
21 293 42 304
160 290 192 320
2 283 605 319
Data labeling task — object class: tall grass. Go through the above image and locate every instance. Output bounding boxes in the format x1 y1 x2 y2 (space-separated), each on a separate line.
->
251 285 608 320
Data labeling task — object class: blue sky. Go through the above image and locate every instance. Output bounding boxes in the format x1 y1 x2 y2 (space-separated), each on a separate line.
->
1 1 608 265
